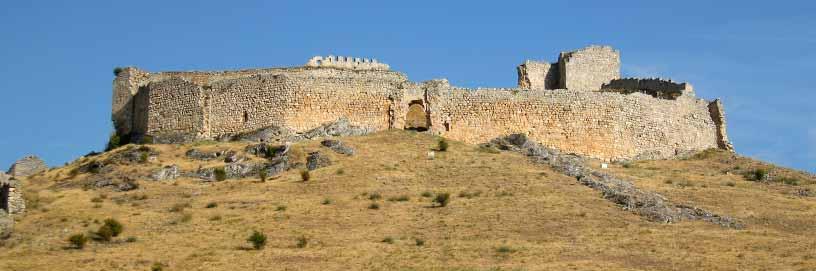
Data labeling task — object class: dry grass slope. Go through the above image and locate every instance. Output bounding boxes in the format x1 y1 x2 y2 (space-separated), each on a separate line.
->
1 131 814 270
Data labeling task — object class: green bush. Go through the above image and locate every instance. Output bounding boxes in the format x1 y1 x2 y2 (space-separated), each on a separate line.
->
387 195 410 202
247 230 267 250
420 191 433 198
300 169 311 182
415 238 425 246
777 177 801 186
321 198 332 205
433 193 450 207
259 170 267 182
68 233 88 249
150 262 165 271
103 219 124 237
214 167 227 181
368 203 380 210
113 67 124 76
94 224 114 242
744 168 769 182
106 133 121 151
368 192 382 201
296 236 308 248
437 138 449 152
382 237 394 244
496 246 516 253
205 202 218 208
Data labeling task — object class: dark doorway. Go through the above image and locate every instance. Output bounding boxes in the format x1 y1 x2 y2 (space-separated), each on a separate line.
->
405 100 430 131
0 185 9 212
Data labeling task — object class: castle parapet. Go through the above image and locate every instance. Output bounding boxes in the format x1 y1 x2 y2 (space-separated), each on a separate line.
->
306 56 390 70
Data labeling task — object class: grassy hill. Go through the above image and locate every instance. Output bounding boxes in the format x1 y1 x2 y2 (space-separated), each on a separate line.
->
1 131 814 270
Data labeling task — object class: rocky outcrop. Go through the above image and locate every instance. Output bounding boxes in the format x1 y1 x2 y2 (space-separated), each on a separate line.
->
321 139 355 155
484 134 743 229
229 118 375 143
8 155 47 177
306 152 331 170
151 165 180 181
0 211 12 239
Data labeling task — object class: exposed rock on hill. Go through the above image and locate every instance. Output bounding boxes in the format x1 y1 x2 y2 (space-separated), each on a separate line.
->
484 134 743 228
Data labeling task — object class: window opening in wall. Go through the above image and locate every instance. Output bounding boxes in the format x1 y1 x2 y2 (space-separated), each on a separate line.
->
243 111 249 123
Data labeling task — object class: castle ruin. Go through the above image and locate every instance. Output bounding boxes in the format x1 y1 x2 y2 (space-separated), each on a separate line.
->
112 45 734 161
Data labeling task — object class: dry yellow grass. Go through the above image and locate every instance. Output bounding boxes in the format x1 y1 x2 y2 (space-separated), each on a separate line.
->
1 131 815 270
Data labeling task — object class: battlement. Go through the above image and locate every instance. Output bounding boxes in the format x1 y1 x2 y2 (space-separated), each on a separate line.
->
305 56 390 70
112 45 733 161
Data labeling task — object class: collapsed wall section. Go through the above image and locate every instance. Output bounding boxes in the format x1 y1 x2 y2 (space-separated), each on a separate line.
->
602 78 695 99
517 60 559 90
427 86 720 160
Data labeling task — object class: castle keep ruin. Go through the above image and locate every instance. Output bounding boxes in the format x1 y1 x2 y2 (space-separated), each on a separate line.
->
112 46 734 161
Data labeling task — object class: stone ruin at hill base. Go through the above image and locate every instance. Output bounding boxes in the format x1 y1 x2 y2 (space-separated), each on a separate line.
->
111 45 734 161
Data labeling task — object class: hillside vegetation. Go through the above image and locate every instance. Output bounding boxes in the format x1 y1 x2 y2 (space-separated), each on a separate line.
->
1 131 814 271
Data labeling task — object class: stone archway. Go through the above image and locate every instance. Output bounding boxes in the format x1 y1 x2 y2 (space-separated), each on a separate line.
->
404 100 430 131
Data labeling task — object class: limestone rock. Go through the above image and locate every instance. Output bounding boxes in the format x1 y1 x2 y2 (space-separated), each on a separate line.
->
306 152 331 171
320 139 355 155
486 134 743 229
151 165 180 181
0 212 12 239
185 149 224 161
8 155 47 177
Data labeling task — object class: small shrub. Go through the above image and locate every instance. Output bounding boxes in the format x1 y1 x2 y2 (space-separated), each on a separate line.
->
458 190 482 199
432 193 450 207
209 215 222 221
437 138 449 152
382 237 394 244
387 195 410 202
744 168 769 182
725 181 736 187
214 167 227 181
113 67 124 76
103 219 124 237
68 234 88 249
275 205 287 211
368 192 382 201
150 262 165 271
300 169 310 182
296 236 308 248
179 212 193 223
259 170 267 182
321 198 332 205
777 177 801 186
141 135 155 144
368 203 380 210
205 202 218 208
336 168 345 175
106 133 121 151
94 224 114 242
415 238 425 246
247 230 267 250
496 246 516 253
420 191 433 198
90 197 104 203
663 180 673 185
139 152 149 163
125 236 138 243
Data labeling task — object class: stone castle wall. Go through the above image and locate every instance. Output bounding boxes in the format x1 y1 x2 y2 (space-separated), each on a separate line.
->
113 48 734 161
426 82 719 160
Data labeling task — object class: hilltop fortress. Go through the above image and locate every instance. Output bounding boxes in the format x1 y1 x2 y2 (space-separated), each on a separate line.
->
112 45 733 161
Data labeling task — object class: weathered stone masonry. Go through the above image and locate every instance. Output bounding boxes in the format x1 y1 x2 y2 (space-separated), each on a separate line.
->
113 46 734 161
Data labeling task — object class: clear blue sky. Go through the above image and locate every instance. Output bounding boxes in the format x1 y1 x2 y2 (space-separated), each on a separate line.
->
1 1 814 173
